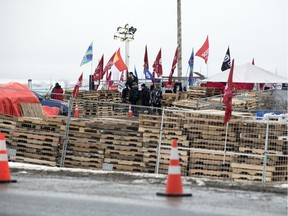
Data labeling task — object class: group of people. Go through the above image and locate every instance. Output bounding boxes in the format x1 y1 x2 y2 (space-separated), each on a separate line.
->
122 72 163 116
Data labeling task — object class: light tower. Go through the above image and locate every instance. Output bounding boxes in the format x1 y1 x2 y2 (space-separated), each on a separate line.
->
177 0 182 77
114 24 137 78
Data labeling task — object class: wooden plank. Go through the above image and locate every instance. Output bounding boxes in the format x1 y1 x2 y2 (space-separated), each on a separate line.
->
10 156 56 166
19 103 44 118
104 158 145 167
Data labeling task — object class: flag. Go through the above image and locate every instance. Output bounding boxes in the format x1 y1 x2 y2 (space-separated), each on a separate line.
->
114 48 127 72
188 48 194 86
152 48 163 77
73 72 83 98
252 58 255 65
221 47 231 71
168 47 178 83
145 68 152 80
143 45 149 74
120 71 124 82
195 36 209 63
223 59 235 124
143 45 152 79
134 66 138 79
93 55 104 81
103 52 116 78
106 71 111 81
110 48 128 82
106 71 114 87
80 42 93 66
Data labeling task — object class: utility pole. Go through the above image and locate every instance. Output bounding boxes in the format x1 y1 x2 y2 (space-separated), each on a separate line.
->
177 0 182 77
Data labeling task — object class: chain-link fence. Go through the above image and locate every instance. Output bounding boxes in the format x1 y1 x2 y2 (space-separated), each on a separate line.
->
1 88 287 184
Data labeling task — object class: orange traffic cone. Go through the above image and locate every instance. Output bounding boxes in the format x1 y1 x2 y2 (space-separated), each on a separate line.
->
128 104 133 118
74 102 79 118
0 133 16 183
157 140 191 197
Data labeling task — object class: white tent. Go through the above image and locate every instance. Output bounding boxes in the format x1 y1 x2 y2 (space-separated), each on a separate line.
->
201 63 287 83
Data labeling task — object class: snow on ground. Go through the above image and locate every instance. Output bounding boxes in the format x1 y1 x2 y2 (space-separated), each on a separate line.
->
9 162 288 188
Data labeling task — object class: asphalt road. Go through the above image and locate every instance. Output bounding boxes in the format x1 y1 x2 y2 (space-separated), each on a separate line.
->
0 169 287 216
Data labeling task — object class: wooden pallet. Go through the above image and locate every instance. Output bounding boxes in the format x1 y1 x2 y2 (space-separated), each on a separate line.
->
104 158 145 167
10 156 56 166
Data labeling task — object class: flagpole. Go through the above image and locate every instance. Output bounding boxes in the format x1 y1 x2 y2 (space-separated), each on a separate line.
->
90 61 94 91
223 122 229 164
206 62 209 78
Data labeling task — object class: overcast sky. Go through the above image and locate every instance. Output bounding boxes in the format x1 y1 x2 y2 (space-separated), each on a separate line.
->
0 0 287 84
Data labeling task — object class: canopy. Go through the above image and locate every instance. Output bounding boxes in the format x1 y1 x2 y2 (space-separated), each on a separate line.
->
201 63 287 83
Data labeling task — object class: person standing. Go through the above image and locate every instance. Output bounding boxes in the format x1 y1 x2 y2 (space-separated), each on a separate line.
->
151 84 162 115
122 72 138 102
140 83 151 114
129 82 139 116
51 82 64 101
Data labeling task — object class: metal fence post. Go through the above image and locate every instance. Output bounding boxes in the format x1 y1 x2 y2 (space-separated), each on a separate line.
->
155 107 165 174
60 97 74 168
262 116 270 183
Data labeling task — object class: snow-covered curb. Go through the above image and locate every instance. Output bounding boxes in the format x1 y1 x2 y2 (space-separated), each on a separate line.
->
9 162 288 188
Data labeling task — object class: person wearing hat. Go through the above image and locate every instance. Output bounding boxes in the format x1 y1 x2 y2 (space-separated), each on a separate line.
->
51 82 64 101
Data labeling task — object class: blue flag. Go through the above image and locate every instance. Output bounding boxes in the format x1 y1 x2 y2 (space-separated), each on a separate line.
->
144 67 152 80
134 66 138 79
188 48 194 86
80 42 93 66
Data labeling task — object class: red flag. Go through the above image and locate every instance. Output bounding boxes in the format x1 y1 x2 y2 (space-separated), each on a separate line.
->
152 48 163 77
223 59 235 124
195 36 209 64
103 52 116 78
114 48 127 71
168 47 178 83
120 71 124 82
106 71 112 82
93 55 104 81
252 58 255 65
106 71 114 87
143 45 149 73
73 72 83 98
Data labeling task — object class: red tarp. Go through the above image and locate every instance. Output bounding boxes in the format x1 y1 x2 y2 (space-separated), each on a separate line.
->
0 82 40 116
200 82 262 93
42 106 60 116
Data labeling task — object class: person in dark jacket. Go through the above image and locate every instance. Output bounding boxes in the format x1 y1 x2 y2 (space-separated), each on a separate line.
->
128 82 139 116
122 72 138 102
140 83 151 114
51 82 64 101
151 84 162 115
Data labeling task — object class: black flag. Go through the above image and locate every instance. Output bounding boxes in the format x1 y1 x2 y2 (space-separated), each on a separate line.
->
221 47 231 71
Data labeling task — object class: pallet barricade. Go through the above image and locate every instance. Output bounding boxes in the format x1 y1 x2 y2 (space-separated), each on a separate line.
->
1 98 287 184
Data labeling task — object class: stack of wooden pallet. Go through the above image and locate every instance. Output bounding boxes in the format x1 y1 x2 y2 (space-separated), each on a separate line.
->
182 110 240 152
205 87 222 97
186 87 222 98
186 87 207 98
162 93 177 107
139 114 189 175
9 117 62 166
232 120 288 182
80 90 122 117
189 150 232 179
0 114 17 147
90 118 144 172
59 118 104 169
